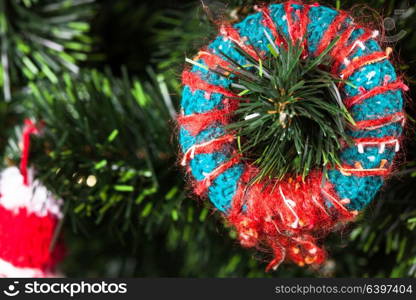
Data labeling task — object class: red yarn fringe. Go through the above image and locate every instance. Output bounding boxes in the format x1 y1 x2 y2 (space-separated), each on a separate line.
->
20 120 40 186
182 70 237 98
344 80 408 108
0 205 64 271
353 136 399 146
180 2 406 272
330 25 355 58
227 170 355 270
339 160 390 177
178 109 230 136
256 5 286 48
298 4 311 54
283 2 309 58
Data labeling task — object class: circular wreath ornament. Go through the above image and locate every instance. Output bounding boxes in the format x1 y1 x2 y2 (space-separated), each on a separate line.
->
177 1 408 271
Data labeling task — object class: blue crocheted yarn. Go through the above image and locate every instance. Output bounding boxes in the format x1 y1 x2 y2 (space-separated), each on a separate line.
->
189 153 228 181
349 28 365 44
179 2 405 213
351 39 381 58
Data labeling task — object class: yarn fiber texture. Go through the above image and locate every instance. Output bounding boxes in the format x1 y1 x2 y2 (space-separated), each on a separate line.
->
178 1 407 270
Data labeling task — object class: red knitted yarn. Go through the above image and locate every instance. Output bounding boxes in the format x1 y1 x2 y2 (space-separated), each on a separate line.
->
178 110 229 136
298 4 311 53
353 112 405 130
0 205 63 270
353 136 399 145
331 29 378 73
352 136 400 156
179 1 407 272
338 50 390 79
228 169 354 270
194 154 242 196
178 103 239 136
181 135 235 167
219 23 261 60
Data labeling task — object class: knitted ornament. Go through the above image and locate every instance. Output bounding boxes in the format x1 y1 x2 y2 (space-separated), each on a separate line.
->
178 1 408 271
0 120 64 277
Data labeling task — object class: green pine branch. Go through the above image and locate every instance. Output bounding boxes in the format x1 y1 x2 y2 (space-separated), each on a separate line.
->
0 0 94 100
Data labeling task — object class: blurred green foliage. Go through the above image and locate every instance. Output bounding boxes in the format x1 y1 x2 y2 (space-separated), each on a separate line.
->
0 0 415 277
0 0 94 100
